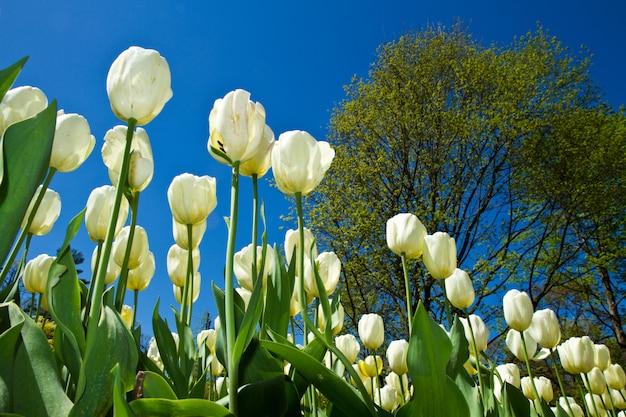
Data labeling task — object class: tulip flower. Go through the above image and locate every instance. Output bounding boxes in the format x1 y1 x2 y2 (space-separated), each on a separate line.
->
112 225 150 270
22 254 55 294
197 329 218 355
445 268 475 309
147 333 179 371
85 185 129 242
284 227 318 267
459 314 490 354
208 89 267 165
167 173 217 226
233 243 275 292
358 355 383 378
606 388 626 409
503 289 534 332
605 364 626 390
303 251 341 298
585 367 608 395
120 305 134 328
358 313 385 350
239 124 275 177
594 344 611 371
386 213 427 259
126 251 155 291
558 336 596 374
521 376 553 402
559 397 585 417
584 393 607 417
528 308 561 349
506 329 538 361
317 301 344 335
386 339 409 375
385 372 412 403
49 111 95 172
375 385 398 412
494 363 521 402
271 130 335 196
167 244 200 287
102 125 154 192
21 185 61 236
106 46 172 126
0 86 47 136
335 334 360 364
91 246 121 285
174 272 201 305
421 232 457 279
172 218 207 249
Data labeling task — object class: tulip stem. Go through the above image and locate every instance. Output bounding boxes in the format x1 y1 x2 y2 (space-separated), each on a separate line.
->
520 332 544 416
464 310 485 407
251 174 259 286
84 241 103 327
185 223 195 326
83 118 136 397
224 161 241 415
400 254 412 334
115 193 140 311
0 168 56 286
550 349 575 417
132 289 139 328
581 373 601 417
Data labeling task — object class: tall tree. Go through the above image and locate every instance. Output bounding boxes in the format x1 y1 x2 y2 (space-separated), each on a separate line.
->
307 22 613 341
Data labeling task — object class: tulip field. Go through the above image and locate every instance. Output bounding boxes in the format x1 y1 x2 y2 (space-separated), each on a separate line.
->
1 46 625 417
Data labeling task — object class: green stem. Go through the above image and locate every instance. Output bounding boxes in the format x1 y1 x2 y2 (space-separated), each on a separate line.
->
464 310 485 407
115 192 140 311
550 349 575 417
84 241 103 326
84 118 136 382
28 292 36 317
0 168 56 285
442 280 453 330
186 223 194 326
581 373 601 417
251 174 259 285
132 289 138 328
520 332 543 416
34 292 42 326
400 254 413 334
224 161 241 415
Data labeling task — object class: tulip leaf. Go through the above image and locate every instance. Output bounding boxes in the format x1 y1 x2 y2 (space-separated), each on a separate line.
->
128 398 233 417
171 309 196 389
263 246 294 338
211 282 245 373
139 371 178 400
0 275 21 303
232 264 265 362
261 339 375 417
502 382 531 417
0 302 73 416
0 101 56 264
112 364 138 417
0 57 27 103
396 301 469 417
151 301 187 398
454 370 484 417
237 375 288 417
238 337 284 386
446 316 469 379
72 304 138 416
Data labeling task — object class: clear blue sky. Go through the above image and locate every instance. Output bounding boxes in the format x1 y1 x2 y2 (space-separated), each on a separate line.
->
2 0 625 333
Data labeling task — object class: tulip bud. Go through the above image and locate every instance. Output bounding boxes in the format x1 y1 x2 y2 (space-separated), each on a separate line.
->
91 246 121 285
421 232 457 279
605 364 626 390
50 111 95 172
304 251 341 298
284 228 318 267
528 308 561 349
21 186 61 236
335 334 360 364
112 225 150 270
459 314 490 354
85 185 129 242
172 218 207 249
375 385 398 412
126 251 155 291
23 254 55 294
506 329 538 361
0 86 47 136
503 289 534 331
174 272 201 305
271 130 335 196
358 355 383 378
208 89 267 165
358 313 385 350
386 339 409 375
167 173 217 226
445 268 475 309
102 126 154 192
106 46 172 126
167 244 200 287
595 344 611 371
558 336 596 374
233 244 275 292
386 213 427 259
586 367 608 395
120 305 134 328
239 124 274 178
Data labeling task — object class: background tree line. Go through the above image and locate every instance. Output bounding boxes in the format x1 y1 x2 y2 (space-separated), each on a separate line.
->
306 21 626 360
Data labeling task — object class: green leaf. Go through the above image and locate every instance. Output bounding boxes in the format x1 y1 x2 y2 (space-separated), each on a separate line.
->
261 339 375 417
128 398 233 417
138 371 178 400
446 316 469 379
171 309 196 389
238 337 284 386
151 301 187 398
0 57 27 103
112 364 138 417
232 263 265 361
0 276 20 303
71 304 138 416
263 246 293 338
0 101 56 263
396 301 469 417
237 375 288 417
0 302 73 416
502 382 531 417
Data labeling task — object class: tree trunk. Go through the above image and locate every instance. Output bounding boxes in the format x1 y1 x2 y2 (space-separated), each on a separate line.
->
598 265 626 361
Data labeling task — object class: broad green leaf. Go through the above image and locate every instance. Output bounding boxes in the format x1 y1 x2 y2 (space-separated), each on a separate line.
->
0 276 20 303
261 339 375 417
139 371 178 400
262 246 293 338
446 316 469 379
502 382 531 417
112 364 137 417
232 263 265 361
238 375 288 417
396 301 469 417
0 101 56 263
0 302 72 416
128 398 233 417
71 304 138 416
211 282 245 373
171 309 196 388
454 369 483 417
238 338 283 386
151 301 187 398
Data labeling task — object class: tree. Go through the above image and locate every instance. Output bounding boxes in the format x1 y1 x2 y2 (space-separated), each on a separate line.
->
307 22 616 342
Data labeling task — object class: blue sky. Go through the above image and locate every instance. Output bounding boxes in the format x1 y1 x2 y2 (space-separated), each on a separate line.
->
1 0 625 333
